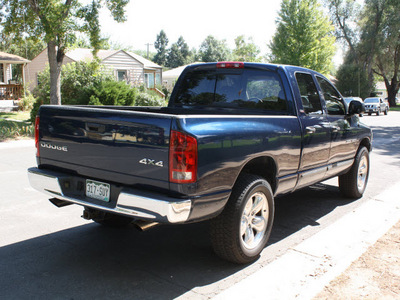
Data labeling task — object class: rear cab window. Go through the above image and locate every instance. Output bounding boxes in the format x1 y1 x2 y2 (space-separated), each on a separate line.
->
172 66 288 113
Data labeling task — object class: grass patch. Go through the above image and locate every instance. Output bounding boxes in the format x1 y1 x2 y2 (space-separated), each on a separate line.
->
390 106 400 111
0 111 31 122
0 112 33 141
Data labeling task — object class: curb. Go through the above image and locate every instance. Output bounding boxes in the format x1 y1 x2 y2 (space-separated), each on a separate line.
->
214 183 400 300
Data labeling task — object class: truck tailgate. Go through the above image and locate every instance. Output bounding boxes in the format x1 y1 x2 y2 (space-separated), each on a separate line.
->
37 106 172 189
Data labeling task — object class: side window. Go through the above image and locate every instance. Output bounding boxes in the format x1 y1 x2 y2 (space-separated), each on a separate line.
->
295 73 322 114
316 76 345 115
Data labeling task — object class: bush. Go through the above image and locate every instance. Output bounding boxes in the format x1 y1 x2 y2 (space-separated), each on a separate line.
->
18 92 36 111
136 92 166 106
30 60 167 122
0 120 34 141
88 81 138 106
33 60 114 104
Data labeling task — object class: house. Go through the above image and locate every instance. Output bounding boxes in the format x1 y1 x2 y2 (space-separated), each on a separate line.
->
25 48 163 93
0 52 30 100
374 81 400 99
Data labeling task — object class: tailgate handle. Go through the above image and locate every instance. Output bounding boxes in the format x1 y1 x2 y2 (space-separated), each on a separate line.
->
86 123 105 133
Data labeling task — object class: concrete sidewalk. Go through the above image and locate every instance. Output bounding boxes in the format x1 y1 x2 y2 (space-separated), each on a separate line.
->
0 139 33 149
215 183 400 300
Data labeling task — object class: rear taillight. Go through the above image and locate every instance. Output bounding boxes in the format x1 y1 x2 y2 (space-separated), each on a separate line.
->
35 116 40 157
169 130 197 183
217 61 244 69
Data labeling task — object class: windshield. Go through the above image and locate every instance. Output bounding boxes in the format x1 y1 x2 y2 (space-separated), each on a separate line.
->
365 98 379 103
172 68 288 112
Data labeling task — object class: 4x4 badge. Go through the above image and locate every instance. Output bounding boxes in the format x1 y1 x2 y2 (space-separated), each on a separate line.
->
139 158 164 167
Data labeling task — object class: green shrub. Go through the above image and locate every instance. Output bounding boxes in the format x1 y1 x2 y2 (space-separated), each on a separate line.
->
88 80 138 106
30 60 167 122
136 92 166 106
18 91 36 111
0 120 34 141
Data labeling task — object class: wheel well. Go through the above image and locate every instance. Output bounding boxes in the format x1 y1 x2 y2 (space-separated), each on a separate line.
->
359 138 372 152
239 156 277 193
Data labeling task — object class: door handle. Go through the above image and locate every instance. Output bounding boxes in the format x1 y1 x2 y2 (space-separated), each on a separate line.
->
305 126 316 134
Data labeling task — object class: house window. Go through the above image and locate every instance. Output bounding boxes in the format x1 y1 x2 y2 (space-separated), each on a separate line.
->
117 70 128 82
144 73 155 88
155 73 161 86
0 64 4 83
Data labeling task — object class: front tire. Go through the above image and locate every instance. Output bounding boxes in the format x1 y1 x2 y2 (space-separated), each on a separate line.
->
339 146 370 199
210 175 274 264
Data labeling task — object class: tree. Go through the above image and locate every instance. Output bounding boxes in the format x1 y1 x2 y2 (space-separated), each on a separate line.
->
269 0 336 75
232 35 262 62
325 0 361 59
166 36 190 68
0 0 129 105
327 0 400 105
336 54 371 99
365 0 400 106
198 35 230 62
153 30 169 66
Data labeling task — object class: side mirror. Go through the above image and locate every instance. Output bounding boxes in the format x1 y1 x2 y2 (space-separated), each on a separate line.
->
348 100 365 115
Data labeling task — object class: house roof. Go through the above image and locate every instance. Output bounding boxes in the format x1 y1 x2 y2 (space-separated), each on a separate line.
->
64 48 162 69
0 52 30 64
126 51 162 70
163 62 205 79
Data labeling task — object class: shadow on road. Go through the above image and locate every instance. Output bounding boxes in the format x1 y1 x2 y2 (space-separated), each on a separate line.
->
369 125 400 165
0 183 357 299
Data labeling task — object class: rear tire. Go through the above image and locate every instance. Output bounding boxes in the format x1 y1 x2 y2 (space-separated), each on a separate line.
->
384 108 388 115
339 146 370 199
210 175 274 264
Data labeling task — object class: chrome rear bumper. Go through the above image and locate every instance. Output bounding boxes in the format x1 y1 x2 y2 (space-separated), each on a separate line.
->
28 167 191 223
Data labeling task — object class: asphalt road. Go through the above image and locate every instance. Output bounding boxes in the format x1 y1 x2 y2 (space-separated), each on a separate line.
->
1 112 399 299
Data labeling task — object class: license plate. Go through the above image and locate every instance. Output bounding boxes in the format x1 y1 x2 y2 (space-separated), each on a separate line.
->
86 180 110 202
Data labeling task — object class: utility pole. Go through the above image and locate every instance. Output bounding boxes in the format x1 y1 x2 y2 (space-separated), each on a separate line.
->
145 43 153 59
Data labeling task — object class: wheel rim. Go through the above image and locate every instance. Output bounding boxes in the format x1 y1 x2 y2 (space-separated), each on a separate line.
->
357 154 368 191
240 191 269 250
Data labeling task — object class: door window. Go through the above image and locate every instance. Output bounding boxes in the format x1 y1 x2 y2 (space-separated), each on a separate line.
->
295 73 323 114
145 73 155 88
316 76 345 115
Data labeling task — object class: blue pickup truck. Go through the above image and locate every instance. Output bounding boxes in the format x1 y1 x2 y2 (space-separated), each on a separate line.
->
28 62 372 263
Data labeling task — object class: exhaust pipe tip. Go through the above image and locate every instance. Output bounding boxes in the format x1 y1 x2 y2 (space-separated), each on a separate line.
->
134 220 159 231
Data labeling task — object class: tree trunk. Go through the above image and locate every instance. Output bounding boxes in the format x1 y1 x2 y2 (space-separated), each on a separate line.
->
385 77 400 107
47 40 64 105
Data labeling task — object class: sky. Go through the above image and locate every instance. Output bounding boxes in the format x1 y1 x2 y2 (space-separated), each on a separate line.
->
98 0 282 55
98 0 344 66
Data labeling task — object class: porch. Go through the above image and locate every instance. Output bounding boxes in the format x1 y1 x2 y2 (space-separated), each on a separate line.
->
0 52 30 102
0 84 24 100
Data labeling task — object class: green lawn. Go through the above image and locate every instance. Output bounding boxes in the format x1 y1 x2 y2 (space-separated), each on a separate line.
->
390 106 400 111
0 111 31 122
0 111 33 141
